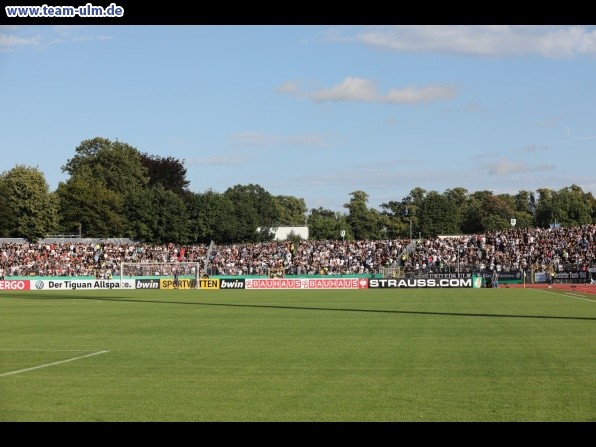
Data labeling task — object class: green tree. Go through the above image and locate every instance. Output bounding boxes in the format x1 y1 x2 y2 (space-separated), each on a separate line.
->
418 191 460 238
487 194 516 223
184 189 236 244
62 137 149 198
344 190 385 240
344 191 378 240
125 184 191 244
0 181 18 238
61 137 152 236
307 208 351 241
379 200 409 239
514 190 535 214
480 214 511 232
274 195 308 226
55 167 126 237
224 184 280 242
443 187 468 232
561 185 593 226
140 153 190 196
535 185 593 227
534 188 557 227
400 187 426 238
461 191 517 233
0 165 58 241
462 190 494 234
585 191 596 223
511 190 535 228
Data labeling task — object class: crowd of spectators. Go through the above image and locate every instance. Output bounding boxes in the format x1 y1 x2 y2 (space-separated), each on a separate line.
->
1 224 595 279
402 224 595 275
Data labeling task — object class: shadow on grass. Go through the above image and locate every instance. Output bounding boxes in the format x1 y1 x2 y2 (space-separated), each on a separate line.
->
18 293 596 322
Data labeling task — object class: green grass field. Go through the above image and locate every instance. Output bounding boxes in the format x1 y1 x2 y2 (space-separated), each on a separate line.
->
1 287 595 422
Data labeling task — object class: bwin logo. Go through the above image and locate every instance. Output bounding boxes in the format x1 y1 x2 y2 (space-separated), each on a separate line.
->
221 280 244 289
136 280 159 289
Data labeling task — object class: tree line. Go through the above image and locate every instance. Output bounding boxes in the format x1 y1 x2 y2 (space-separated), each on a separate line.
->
1 137 595 243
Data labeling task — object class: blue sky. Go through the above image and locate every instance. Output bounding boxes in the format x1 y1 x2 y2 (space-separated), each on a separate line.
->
1 25 595 212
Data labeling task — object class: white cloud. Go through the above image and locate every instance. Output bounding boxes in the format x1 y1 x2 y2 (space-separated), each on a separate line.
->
345 25 596 58
51 25 84 33
68 34 112 43
275 81 299 94
385 85 456 104
282 76 457 105
488 159 527 175
311 77 380 102
0 25 112 51
486 158 555 175
0 32 42 50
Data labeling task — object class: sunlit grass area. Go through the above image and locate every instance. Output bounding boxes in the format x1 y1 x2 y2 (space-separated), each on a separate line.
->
1 287 595 421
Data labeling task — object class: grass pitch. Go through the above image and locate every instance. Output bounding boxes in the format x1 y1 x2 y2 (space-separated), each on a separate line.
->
1 287 595 422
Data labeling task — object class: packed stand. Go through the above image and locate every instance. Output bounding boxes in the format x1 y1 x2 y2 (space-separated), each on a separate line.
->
0 224 594 278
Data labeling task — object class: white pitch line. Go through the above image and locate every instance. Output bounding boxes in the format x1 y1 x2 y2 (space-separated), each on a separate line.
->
0 350 109 377
535 289 596 303
0 349 101 352
567 293 593 299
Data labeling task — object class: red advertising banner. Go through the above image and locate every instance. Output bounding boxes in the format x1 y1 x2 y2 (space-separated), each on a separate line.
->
0 280 31 291
245 278 368 289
